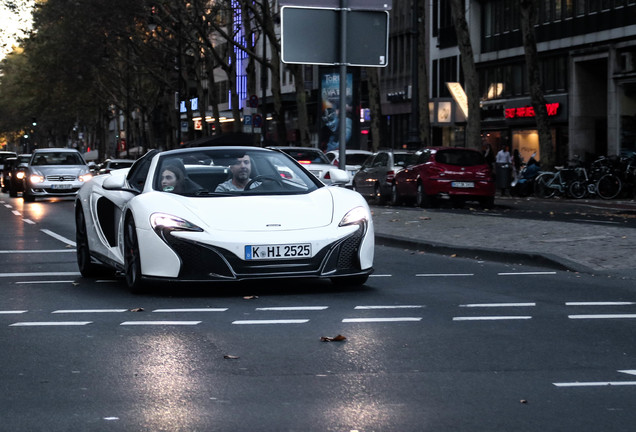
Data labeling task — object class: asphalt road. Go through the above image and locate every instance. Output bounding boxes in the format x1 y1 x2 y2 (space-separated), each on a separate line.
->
1 194 635 431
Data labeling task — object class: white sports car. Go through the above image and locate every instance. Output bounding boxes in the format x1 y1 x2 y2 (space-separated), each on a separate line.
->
75 146 374 292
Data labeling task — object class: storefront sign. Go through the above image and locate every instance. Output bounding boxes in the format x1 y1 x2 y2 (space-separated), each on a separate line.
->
505 102 560 119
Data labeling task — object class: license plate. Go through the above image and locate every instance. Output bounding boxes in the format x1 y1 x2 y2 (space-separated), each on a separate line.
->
51 183 72 190
451 181 474 188
245 243 311 260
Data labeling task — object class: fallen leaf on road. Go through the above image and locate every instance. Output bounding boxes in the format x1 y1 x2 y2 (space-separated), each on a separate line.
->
450 254 457 258
390 219 400 222
321 334 347 342
520 399 528 404
243 295 258 300
418 216 431 220
224 355 240 360
129 307 144 312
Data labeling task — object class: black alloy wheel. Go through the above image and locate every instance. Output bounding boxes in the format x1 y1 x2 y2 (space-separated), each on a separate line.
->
75 206 100 277
416 183 434 208
124 216 146 293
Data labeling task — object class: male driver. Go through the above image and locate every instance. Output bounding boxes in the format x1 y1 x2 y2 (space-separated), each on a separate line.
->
215 154 253 192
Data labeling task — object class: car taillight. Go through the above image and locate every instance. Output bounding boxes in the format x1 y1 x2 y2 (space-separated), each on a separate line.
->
386 170 395 182
297 160 311 165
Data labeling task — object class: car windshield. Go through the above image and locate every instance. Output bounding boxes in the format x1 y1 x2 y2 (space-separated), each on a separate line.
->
153 148 321 196
435 149 486 166
395 153 417 166
346 154 372 165
32 152 84 166
109 161 134 170
280 149 331 164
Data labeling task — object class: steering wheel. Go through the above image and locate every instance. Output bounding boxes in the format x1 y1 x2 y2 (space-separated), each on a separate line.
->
244 175 284 190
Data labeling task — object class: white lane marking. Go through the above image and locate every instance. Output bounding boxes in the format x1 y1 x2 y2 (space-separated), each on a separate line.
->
15 280 75 284
0 272 80 278
459 303 536 308
0 250 74 254
453 316 532 321
568 314 636 319
12 210 20 216
23 218 35 225
53 309 128 314
40 229 76 247
370 274 392 277
255 306 328 311
553 381 636 387
153 308 228 313
232 319 309 325
498 272 557 276
355 305 423 309
0 310 27 314
416 273 474 277
554 370 636 387
566 302 636 306
10 322 92 326
342 317 422 323
120 321 202 326
4 204 12 208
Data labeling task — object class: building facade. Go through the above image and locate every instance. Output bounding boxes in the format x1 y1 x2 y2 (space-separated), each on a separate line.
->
427 0 636 164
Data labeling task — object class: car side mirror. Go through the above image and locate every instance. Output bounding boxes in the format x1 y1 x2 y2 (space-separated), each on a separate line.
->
325 168 350 186
102 174 138 194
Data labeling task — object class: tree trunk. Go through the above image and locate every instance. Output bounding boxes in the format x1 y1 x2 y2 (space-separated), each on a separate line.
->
449 0 481 149
520 0 555 169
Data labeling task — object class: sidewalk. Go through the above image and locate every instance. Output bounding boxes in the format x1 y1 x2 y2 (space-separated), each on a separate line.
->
372 197 636 280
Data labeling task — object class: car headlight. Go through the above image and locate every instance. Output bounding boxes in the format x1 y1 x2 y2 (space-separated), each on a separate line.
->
79 173 93 182
339 206 369 229
29 174 45 184
16 171 25 180
150 213 203 232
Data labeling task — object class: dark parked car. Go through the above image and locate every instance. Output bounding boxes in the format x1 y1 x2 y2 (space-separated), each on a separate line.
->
391 147 496 208
6 154 31 197
352 150 417 203
0 151 17 191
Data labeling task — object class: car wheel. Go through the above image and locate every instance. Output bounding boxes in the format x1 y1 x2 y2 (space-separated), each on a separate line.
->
390 183 401 206
374 183 386 205
124 216 146 293
331 274 369 286
416 183 434 208
75 206 102 278
23 189 35 202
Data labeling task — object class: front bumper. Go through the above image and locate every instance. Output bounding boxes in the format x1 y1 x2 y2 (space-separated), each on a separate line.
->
147 224 372 282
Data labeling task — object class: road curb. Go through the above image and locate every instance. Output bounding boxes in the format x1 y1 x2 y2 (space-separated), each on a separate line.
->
374 233 595 274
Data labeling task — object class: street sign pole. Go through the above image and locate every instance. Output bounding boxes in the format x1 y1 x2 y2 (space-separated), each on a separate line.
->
339 0 348 171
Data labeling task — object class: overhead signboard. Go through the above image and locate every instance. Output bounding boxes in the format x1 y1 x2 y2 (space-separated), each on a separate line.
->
279 0 392 10
281 6 389 67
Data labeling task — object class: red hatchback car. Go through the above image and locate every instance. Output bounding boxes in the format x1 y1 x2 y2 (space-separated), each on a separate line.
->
391 147 496 208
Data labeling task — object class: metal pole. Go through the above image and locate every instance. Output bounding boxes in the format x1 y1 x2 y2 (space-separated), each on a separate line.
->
406 0 420 149
338 0 348 170
176 21 182 147
261 18 267 144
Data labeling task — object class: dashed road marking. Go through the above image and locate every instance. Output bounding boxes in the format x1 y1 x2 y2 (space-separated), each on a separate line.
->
40 229 76 247
342 317 422 323
416 273 474 277
10 321 92 326
120 321 202 326
355 305 423 309
232 319 309 325
497 271 557 276
453 316 532 321
153 308 228 313
568 314 636 319
459 303 536 308
566 302 635 306
53 309 128 314
255 306 328 311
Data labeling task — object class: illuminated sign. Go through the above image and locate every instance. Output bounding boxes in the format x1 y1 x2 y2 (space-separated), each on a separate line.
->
505 102 560 119
446 82 468 119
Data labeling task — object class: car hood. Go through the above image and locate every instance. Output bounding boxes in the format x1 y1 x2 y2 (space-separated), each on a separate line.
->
176 187 335 231
30 165 88 176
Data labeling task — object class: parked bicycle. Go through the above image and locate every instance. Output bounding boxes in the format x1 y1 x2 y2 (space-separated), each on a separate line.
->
533 159 587 199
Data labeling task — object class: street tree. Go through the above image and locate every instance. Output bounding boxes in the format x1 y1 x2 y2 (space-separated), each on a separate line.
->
520 0 555 169
449 0 481 149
